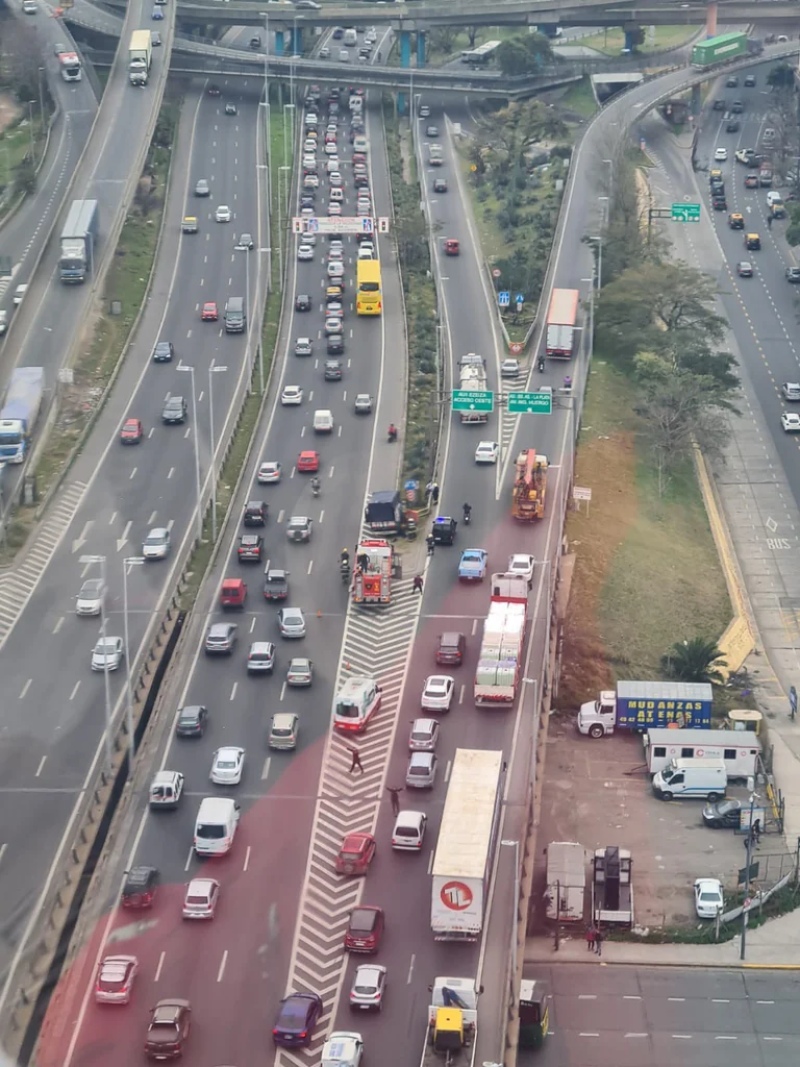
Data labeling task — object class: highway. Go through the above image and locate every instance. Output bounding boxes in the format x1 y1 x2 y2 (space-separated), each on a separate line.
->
0 74 265 1008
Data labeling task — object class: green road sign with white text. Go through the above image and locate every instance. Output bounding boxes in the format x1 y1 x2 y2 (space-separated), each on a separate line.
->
508 390 553 414
452 389 494 413
671 203 701 222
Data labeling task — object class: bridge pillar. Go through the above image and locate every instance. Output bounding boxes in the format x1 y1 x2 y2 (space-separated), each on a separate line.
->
417 30 426 68
274 29 285 57
706 1 718 37
690 84 701 122
398 30 412 115
290 25 303 55
623 27 637 52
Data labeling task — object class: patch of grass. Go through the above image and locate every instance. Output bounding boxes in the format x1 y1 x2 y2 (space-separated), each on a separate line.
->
578 24 699 56
559 77 599 119
425 27 522 68
558 357 731 707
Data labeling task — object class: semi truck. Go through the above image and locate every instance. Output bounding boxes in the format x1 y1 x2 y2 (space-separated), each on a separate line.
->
352 538 399 605
0 367 45 463
511 448 548 521
431 749 504 939
421 978 480 1067
58 52 82 82
59 199 99 283
544 287 579 358
690 31 750 69
577 681 713 738
129 29 152 86
473 574 528 706
545 841 585 923
591 846 634 927
457 354 488 424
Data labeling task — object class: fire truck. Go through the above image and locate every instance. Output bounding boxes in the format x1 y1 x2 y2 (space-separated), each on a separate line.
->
352 539 401 604
511 449 548 521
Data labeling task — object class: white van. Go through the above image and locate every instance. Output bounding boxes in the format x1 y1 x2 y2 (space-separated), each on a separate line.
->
391 810 427 850
194 797 240 856
343 27 358 46
353 135 368 154
333 675 381 732
652 758 727 802
313 409 334 433
644 728 759 782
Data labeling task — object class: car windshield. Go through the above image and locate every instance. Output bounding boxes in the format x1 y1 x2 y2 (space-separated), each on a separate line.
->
699 889 719 902
196 823 225 839
145 533 165 545
336 700 361 719
180 711 199 723
186 893 209 905
216 758 236 769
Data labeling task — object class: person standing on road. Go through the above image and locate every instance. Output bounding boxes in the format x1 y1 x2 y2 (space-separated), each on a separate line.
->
585 925 596 952
413 575 424 595
594 928 604 956
387 786 403 816
347 746 364 774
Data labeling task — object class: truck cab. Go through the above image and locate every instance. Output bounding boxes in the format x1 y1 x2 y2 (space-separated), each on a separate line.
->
577 690 616 737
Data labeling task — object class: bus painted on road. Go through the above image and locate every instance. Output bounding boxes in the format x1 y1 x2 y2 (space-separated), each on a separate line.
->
356 258 382 316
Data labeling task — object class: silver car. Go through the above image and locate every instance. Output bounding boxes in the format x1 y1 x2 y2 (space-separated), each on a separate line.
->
278 606 306 638
408 718 440 752
91 636 124 671
142 527 171 560
349 963 386 1011
405 751 438 789
76 578 105 616
268 711 299 750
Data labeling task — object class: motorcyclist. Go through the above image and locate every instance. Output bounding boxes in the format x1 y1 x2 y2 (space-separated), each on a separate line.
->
462 502 472 521
563 375 572 390
341 547 350 567
311 475 321 494
388 423 398 442
538 356 545 372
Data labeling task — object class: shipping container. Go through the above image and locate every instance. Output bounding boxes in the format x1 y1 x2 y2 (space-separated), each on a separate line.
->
691 32 748 69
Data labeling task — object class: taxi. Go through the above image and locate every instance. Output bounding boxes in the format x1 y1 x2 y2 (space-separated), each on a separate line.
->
201 301 218 320
444 238 460 256
745 232 761 251
181 215 198 234
727 212 744 230
297 450 320 473
335 832 376 876
120 417 144 445
333 676 382 733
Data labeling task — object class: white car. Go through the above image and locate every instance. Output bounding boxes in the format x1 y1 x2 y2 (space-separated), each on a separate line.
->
215 204 232 222
328 203 342 216
321 1033 363 1067
782 382 800 401
329 172 343 187
325 141 338 156
350 964 386 1011
91 636 124 671
281 385 304 406
330 187 344 202
257 461 282 484
421 674 455 712
356 200 372 215
303 174 319 188
357 246 374 260
328 261 345 279
766 190 783 206
781 412 800 433
76 578 105 616
95 955 138 1004
210 746 245 785
694 877 723 918
328 248 344 262
297 244 314 261
329 238 344 253
182 877 220 919
507 553 535 585
142 527 171 560
475 440 499 464
713 147 728 162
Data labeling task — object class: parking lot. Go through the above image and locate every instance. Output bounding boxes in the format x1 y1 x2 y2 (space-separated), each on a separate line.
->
532 714 756 930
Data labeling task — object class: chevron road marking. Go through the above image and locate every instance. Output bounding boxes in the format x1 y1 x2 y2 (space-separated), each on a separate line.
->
275 575 421 1066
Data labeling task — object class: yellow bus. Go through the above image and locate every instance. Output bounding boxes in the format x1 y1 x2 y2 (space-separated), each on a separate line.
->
356 259 382 316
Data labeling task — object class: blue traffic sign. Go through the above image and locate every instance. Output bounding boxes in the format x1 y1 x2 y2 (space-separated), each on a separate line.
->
498 290 510 308
515 293 525 305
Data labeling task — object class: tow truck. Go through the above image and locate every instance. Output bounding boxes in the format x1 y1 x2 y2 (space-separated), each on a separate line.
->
511 449 548 521
421 977 480 1067
352 538 401 604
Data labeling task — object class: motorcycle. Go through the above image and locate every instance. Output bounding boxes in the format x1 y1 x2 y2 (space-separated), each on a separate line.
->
387 425 398 443
537 357 545 373
462 506 472 526
311 479 321 497
340 562 351 584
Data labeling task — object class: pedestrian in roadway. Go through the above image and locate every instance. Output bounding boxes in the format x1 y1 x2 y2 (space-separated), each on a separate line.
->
585 925 596 953
430 483 440 506
594 928 604 957
426 535 435 557
767 214 773 229
387 786 403 816
347 746 364 775
413 575 424 595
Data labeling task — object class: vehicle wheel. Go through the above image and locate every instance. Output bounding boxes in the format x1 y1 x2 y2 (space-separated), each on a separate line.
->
661 791 673 801
588 724 604 739
707 792 721 802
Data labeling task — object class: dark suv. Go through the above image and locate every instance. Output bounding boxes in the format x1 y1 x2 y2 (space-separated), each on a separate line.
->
436 631 466 666
162 396 187 424
122 865 159 907
243 500 268 526
327 335 344 356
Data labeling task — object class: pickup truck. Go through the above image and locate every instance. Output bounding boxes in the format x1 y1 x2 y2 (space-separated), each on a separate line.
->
263 568 289 601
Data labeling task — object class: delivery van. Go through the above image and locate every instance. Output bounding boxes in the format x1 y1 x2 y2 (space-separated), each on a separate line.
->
194 797 240 855
652 758 727 801
344 27 357 45
644 728 759 782
224 295 245 333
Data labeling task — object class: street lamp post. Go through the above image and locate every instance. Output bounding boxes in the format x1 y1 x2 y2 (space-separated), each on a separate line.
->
279 164 291 282
740 790 760 960
263 13 272 208
283 103 295 174
27 100 35 165
208 363 228 541
80 554 112 766
177 365 202 540
589 234 603 290
122 556 145 773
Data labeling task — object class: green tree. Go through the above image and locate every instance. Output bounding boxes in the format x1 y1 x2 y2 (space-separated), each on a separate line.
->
428 26 457 57
496 39 533 77
661 637 727 684
767 62 795 92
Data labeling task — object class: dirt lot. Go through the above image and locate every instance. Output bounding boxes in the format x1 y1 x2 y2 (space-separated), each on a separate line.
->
531 714 758 932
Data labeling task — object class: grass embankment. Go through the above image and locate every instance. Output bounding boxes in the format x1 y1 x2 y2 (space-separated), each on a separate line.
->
578 24 699 56
558 78 599 119
383 102 439 489
557 357 731 709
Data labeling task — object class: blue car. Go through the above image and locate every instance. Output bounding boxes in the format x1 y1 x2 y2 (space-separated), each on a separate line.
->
458 548 488 582
151 6 164 18
272 992 323 1047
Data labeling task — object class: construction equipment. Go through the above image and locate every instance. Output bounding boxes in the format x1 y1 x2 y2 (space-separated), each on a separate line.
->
352 539 400 604
511 449 548 521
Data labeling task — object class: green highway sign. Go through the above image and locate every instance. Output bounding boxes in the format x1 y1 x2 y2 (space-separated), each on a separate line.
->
671 203 701 223
508 389 553 415
452 389 494 413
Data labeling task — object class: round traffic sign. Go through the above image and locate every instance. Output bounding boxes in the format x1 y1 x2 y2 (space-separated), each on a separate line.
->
492 268 501 279
470 164 477 172
509 342 523 355
440 880 474 911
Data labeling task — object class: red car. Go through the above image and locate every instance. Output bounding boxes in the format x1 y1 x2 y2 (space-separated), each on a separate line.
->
335 832 376 876
744 174 759 188
201 301 218 321
444 238 460 256
120 417 144 444
344 906 384 952
297 450 320 473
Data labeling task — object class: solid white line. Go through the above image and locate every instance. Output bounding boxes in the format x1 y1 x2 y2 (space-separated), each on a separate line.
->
35 756 47 778
154 951 165 983
19 679 31 699
217 949 228 982
243 845 251 873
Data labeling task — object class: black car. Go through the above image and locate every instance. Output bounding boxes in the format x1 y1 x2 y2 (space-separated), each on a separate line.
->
238 534 264 562
711 196 727 211
162 396 188 424
731 100 744 114
175 705 208 738
295 294 312 312
725 119 740 133
702 798 742 829
300 195 316 208
225 102 237 116
433 177 448 193
712 98 726 111
243 500 268 526
324 359 343 381
152 341 174 363
327 335 344 356
272 992 323 1047
249 34 261 48
122 865 159 908
207 83 221 96
744 74 756 87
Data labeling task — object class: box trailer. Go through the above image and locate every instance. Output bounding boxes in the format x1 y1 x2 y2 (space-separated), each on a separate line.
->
545 841 585 923
644 728 760 782
59 199 99 283
577 681 713 737
690 32 748 69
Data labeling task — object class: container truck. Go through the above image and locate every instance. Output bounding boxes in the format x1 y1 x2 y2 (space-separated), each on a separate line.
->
457 354 488 424
59 199 99 283
591 846 633 927
544 287 579 358
129 30 152 86
473 574 528 706
690 31 748 69
545 841 585 922
0 367 45 463
431 749 504 939
577 681 713 738
58 52 82 82
420 977 480 1067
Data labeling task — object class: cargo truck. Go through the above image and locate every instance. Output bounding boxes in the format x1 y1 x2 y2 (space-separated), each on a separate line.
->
544 287 579 358
577 681 713 738
690 31 748 69
59 199 99 283
129 29 152 86
473 574 528 707
431 749 504 939
420 977 480 1067
591 846 633 927
58 52 82 82
0 367 45 463
457 354 489 424
545 841 585 923
428 144 443 166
